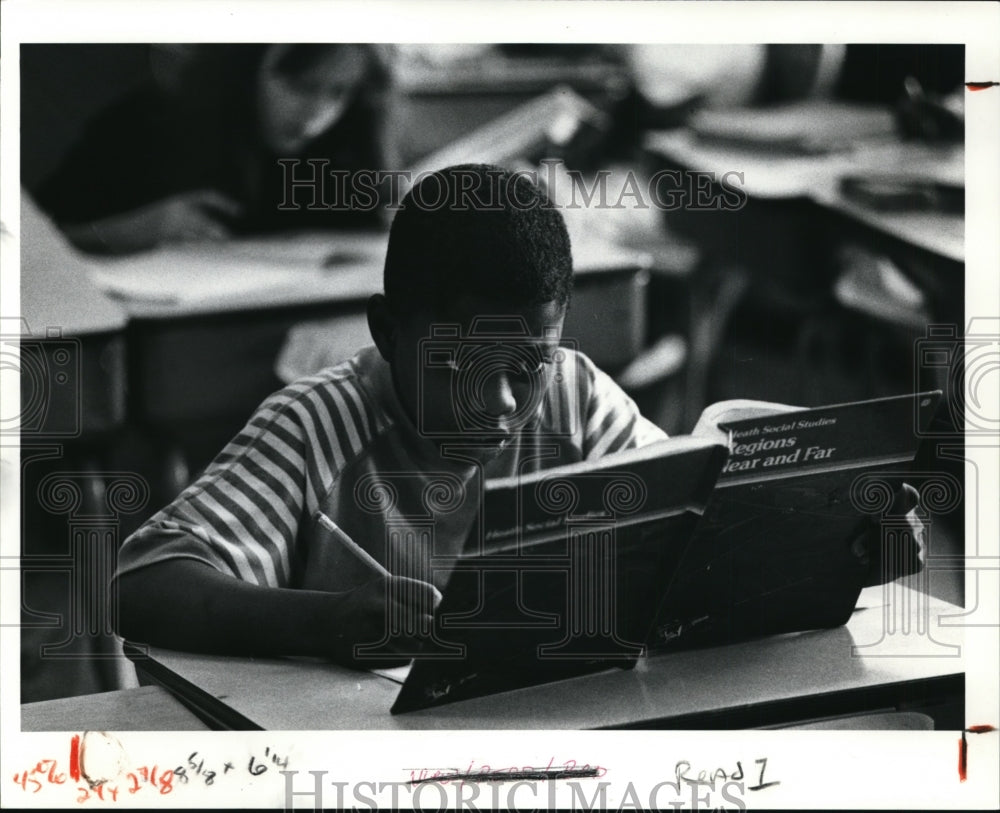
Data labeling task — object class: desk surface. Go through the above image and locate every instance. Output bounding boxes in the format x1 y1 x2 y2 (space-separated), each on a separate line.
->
130 585 964 731
19 191 128 336
645 129 964 264
818 195 964 266
87 231 652 322
21 685 210 732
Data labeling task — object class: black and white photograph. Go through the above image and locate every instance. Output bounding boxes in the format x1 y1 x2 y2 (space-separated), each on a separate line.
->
2 2 998 810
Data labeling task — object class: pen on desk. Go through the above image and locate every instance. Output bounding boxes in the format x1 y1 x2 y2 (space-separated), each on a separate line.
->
316 511 390 578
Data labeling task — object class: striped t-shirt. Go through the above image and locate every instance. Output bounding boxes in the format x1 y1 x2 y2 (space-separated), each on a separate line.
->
115 346 667 593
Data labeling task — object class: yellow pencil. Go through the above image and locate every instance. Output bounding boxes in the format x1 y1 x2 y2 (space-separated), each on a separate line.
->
316 511 390 578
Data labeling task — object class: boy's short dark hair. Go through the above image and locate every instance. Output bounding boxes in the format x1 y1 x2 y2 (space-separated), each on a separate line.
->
384 164 573 315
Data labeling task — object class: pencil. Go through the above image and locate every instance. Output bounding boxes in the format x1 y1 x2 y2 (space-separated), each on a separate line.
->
316 511 390 578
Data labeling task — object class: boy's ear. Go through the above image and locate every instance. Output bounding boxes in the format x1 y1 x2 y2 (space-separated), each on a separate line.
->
367 294 397 361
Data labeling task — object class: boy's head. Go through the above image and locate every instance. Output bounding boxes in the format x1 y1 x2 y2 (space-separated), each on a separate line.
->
368 164 574 460
382 163 573 313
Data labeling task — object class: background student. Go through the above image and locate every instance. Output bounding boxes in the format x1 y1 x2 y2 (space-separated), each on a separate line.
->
33 43 398 253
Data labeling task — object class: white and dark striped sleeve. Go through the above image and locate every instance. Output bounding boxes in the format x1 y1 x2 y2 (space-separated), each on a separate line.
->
579 353 668 459
114 374 371 588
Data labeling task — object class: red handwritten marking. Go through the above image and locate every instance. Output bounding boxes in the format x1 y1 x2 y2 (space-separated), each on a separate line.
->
15 754 182 802
13 771 42 793
12 760 66 795
958 733 967 782
958 725 996 780
69 736 81 783
966 82 999 91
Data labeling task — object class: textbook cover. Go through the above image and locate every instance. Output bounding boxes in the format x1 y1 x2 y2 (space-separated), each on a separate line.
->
648 391 943 652
391 436 728 713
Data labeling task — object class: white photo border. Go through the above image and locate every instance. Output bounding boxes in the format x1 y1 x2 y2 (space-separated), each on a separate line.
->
2 1 997 809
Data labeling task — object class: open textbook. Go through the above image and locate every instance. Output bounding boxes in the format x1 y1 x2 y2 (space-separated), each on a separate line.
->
118 392 942 716
649 391 942 652
391 436 729 713
392 391 941 712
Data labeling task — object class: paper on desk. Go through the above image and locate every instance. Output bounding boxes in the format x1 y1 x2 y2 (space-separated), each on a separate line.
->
90 254 309 304
88 233 387 305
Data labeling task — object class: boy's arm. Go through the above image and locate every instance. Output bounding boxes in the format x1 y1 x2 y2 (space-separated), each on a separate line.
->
113 558 439 667
117 386 324 594
114 379 440 664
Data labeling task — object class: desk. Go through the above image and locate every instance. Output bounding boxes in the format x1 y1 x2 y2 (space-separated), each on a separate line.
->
808 142 964 324
643 126 964 411
126 586 963 731
21 685 211 732
644 129 964 276
94 232 387 432
19 191 129 437
818 195 963 268
815 189 964 331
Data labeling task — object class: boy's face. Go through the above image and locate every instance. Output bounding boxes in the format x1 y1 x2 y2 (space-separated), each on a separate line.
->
372 295 566 463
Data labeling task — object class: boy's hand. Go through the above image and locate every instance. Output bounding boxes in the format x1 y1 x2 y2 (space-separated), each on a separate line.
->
328 575 443 668
693 402 928 587
851 483 927 586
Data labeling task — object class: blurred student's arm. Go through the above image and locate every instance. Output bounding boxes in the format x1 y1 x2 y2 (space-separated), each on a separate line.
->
33 89 242 254
60 189 242 254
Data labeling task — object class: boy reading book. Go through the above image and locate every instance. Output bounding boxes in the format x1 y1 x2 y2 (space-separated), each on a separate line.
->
112 164 669 664
112 164 922 667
